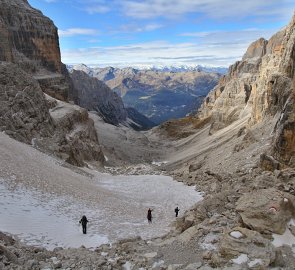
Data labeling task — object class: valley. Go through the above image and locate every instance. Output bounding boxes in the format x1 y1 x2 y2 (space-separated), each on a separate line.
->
70 65 221 124
0 0 294 269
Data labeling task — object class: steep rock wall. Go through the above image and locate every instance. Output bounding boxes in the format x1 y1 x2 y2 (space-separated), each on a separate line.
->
0 62 104 166
0 0 61 72
198 13 295 168
0 62 55 143
70 70 128 126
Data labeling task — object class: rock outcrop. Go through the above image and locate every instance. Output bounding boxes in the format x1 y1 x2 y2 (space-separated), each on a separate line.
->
198 13 295 169
46 96 105 166
0 0 61 73
219 227 276 268
236 188 295 234
0 62 55 143
0 62 104 166
70 70 156 129
69 70 127 125
0 0 107 166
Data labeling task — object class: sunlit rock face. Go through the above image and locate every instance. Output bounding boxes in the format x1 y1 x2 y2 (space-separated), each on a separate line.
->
198 13 295 168
0 0 61 73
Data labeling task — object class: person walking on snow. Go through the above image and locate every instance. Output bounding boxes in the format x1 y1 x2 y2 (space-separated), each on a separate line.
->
79 215 88 234
175 207 180 217
147 208 153 223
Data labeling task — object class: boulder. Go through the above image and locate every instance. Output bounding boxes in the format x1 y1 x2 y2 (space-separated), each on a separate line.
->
236 188 295 234
219 227 276 267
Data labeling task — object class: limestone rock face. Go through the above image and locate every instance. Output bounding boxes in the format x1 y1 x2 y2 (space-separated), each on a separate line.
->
198 13 295 168
70 70 128 125
242 38 267 60
33 73 69 102
0 0 61 72
0 62 55 143
236 188 295 234
46 96 105 166
0 62 104 166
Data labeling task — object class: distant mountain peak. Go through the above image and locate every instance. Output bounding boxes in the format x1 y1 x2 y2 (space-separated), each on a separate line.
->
67 63 228 75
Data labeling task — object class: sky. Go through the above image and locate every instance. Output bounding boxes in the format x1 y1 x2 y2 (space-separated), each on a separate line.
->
28 0 294 68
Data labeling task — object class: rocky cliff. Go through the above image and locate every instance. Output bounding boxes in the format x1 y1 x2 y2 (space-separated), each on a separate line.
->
0 0 105 166
70 70 128 125
0 63 105 166
70 65 220 124
70 70 156 129
0 0 61 73
198 14 295 169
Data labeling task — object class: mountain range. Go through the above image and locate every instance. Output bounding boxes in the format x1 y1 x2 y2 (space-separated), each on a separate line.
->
69 64 221 124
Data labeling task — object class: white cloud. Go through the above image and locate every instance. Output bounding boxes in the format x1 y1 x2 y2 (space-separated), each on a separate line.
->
119 0 294 20
58 28 100 37
61 40 245 67
61 26 278 67
180 28 276 44
84 5 110 14
114 23 163 34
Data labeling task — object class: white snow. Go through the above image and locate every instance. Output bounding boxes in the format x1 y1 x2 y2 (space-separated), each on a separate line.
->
152 260 165 268
200 232 218 250
248 258 263 267
0 173 202 250
284 198 289 203
0 132 202 250
0 181 108 250
231 253 248 264
151 161 168 166
230 231 244 239
232 255 263 268
272 219 295 248
123 261 133 270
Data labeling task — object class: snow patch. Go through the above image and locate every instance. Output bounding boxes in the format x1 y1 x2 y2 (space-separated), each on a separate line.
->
123 261 133 270
272 219 295 248
152 260 164 268
0 181 109 250
231 253 248 264
230 231 244 239
248 258 263 267
200 232 218 250
152 161 168 166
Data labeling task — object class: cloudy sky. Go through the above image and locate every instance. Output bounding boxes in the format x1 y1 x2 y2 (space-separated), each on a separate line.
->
28 0 294 68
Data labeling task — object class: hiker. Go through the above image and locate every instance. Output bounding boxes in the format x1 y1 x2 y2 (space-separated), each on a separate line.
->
79 215 88 234
175 207 180 217
147 208 153 223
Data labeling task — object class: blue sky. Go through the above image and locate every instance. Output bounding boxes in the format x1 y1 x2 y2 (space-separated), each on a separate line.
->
28 0 294 68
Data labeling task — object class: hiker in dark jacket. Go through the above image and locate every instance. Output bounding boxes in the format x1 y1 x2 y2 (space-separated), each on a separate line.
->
79 215 88 234
147 208 153 223
175 207 180 217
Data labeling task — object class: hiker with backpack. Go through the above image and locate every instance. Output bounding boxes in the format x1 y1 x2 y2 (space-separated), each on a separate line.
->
79 215 89 234
175 207 180 217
